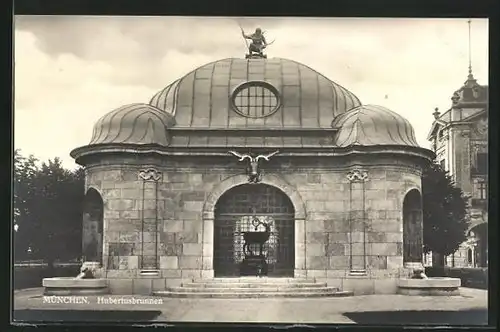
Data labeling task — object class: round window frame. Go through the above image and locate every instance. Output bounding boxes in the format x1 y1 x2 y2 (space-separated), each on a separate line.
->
230 81 282 118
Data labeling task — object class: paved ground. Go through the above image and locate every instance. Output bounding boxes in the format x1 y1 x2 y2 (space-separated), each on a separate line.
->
13 287 488 325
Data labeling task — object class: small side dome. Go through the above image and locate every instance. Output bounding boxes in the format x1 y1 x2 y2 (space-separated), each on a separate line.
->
89 103 175 146
332 104 419 147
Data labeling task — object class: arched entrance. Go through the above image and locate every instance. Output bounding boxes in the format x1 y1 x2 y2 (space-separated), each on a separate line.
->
403 189 423 263
213 184 295 277
469 223 487 267
82 188 104 263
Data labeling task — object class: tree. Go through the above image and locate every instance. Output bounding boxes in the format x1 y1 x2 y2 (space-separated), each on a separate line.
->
13 149 40 261
13 150 85 263
422 161 470 267
32 158 85 264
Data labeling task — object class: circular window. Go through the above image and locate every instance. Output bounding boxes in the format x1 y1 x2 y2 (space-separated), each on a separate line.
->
230 81 281 118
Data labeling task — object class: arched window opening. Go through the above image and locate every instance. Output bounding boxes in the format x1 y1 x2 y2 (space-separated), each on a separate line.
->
82 188 104 264
403 189 423 264
467 248 473 265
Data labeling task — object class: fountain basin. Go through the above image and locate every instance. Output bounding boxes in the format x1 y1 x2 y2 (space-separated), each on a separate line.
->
397 277 461 296
43 277 109 295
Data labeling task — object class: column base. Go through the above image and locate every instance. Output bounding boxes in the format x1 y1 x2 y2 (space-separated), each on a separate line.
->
294 269 307 278
139 269 160 277
349 269 367 276
201 270 214 279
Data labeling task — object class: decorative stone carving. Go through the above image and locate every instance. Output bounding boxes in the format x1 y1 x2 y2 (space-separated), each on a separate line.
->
78 261 102 279
472 86 480 99
475 117 488 135
228 150 279 183
346 169 368 182
138 168 162 181
404 262 425 279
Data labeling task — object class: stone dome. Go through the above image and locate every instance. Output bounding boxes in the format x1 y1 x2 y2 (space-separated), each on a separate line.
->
332 104 419 147
89 103 175 146
149 58 361 129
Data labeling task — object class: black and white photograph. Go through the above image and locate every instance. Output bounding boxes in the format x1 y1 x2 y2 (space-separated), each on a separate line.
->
13 16 489 325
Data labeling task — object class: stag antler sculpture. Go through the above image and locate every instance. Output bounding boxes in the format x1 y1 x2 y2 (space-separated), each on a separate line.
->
228 150 279 183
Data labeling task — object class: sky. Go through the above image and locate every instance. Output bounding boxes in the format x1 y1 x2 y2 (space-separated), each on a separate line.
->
14 16 489 169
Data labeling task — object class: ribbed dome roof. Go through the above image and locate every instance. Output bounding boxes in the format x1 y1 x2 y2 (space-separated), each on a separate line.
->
89 103 175 146
149 58 361 129
332 104 419 147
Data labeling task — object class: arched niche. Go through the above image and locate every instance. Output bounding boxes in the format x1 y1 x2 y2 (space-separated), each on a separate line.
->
403 189 423 263
469 222 488 267
82 188 104 263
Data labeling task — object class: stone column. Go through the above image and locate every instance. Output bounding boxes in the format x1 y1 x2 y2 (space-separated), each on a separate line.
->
347 168 368 275
138 168 162 276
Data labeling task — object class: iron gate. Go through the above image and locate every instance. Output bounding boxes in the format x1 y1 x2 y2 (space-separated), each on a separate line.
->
214 184 295 277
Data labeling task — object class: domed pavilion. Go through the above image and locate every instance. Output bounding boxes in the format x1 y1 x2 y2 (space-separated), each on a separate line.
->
71 51 434 296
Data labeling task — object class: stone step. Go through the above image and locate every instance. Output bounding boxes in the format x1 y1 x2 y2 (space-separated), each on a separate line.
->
154 290 354 298
168 286 340 293
181 282 327 288
193 278 314 284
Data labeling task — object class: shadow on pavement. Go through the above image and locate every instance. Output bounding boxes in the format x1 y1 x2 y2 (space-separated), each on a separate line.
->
13 310 162 322
342 309 488 325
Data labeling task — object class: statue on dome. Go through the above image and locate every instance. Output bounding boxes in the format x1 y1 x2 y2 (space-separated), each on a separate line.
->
240 27 274 59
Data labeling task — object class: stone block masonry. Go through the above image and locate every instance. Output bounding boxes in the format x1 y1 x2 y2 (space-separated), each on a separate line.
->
84 156 424 295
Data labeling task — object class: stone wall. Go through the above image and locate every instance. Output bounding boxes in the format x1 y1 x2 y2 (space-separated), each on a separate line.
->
85 163 212 294
283 163 422 295
83 154 424 295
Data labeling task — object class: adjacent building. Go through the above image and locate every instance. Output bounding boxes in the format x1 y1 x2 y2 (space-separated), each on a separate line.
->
426 70 488 268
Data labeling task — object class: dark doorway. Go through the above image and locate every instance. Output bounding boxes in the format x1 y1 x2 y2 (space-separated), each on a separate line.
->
471 223 488 267
213 184 295 277
82 188 104 263
403 189 423 263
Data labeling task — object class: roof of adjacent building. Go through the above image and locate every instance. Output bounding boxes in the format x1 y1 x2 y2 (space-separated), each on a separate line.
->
427 73 488 140
149 57 362 129
332 104 419 147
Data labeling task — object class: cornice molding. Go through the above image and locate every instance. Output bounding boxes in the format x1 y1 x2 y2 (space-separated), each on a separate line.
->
71 144 435 166
84 162 423 178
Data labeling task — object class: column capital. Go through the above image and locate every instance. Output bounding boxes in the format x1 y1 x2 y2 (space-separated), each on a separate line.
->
347 168 368 182
138 168 162 181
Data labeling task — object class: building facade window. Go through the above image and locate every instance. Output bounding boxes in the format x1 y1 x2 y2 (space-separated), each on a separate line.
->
479 181 487 200
474 152 487 174
231 81 281 118
440 159 446 170
438 129 444 140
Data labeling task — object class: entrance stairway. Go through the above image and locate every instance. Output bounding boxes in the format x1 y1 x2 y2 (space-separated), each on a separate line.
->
154 277 354 298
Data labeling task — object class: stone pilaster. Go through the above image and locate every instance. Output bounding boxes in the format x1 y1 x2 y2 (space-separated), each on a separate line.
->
138 168 162 275
346 168 368 275
460 130 472 194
